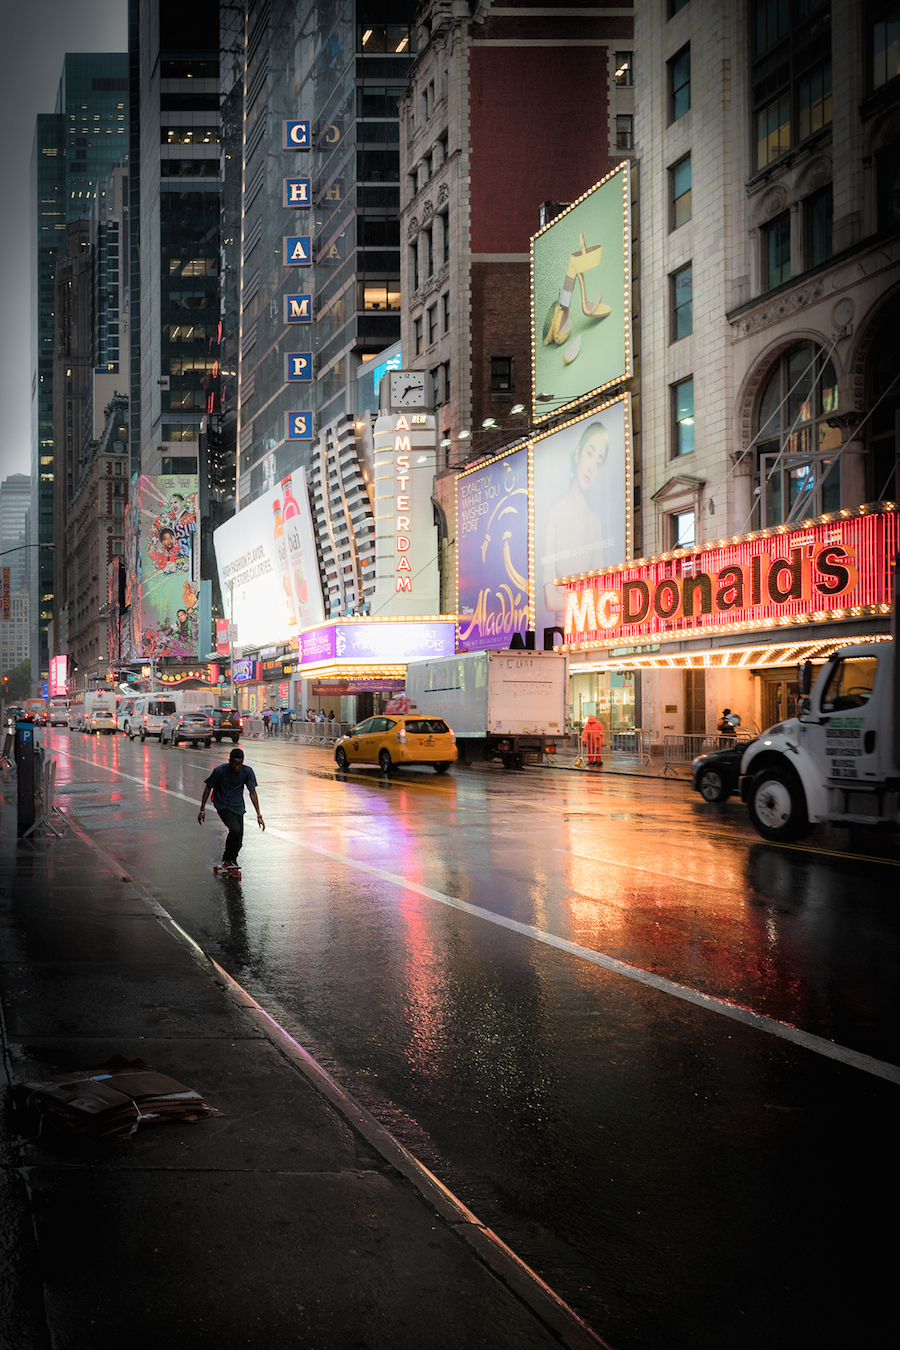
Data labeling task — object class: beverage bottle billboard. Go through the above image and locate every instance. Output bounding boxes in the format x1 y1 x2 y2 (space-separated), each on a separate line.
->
280 473 315 623
273 499 297 627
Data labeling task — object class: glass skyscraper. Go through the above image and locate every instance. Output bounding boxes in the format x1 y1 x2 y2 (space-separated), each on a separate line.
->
31 53 128 684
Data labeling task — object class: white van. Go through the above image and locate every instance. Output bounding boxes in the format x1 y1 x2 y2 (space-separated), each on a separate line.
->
129 694 181 741
117 696 139 737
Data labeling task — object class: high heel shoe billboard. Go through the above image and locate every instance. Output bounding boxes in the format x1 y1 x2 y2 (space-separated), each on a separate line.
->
531 163 630 421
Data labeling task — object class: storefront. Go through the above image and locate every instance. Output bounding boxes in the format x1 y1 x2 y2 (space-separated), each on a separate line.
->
559 503 897 740
295 617 456 722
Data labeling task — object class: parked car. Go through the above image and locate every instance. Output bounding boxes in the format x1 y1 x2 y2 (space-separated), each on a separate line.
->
200 707 242 743
160 711 213 747
48 706 69 727
87 708 118 735
691 738 757 802
334 714 457 775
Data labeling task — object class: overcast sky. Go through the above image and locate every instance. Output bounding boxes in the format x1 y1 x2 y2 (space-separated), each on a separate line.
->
0 0 128 486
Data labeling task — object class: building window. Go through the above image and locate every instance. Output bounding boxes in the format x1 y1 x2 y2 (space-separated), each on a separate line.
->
671 509 695 548
431 367 440 406
872 4 900 89
490 357 512 391
414 316 423 356
409 242 419 292
755 342 841 526
673 378 694 455
671 262 693 340
670 154 692 229
616 116 634 151
752 0 832 172
361 283 401 311
439 210 449 266
797 59 832 141
804 185 832 267
762 212 791 288
670 0 690 14
615 52 633 85
442 291 450 333
879 141 900 228
424 226 434 277
427 302 438 345
669 45 691 121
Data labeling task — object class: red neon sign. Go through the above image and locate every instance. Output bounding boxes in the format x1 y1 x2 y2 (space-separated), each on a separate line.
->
563 508 898 646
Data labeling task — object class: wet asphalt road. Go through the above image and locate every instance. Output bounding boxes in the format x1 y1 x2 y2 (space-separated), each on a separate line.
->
41 727 899 1350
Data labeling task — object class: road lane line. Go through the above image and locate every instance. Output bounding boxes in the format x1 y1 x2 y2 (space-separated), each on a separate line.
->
51 746 900 1084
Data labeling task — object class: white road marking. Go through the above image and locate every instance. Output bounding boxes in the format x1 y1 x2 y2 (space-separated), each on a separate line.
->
51 744 900 1085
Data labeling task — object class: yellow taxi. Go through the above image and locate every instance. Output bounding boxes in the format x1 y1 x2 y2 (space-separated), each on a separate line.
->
334 714 457 774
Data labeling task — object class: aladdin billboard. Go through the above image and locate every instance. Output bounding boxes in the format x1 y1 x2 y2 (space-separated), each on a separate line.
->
457 446 530 651
532 164 630 423
562 506 899 649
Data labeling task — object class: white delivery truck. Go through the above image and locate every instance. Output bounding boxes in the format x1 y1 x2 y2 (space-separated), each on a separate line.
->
83 689 118 734
740 643 899 842
404 650 567 768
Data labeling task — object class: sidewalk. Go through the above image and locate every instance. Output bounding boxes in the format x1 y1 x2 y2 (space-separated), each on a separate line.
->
0 783 607 1350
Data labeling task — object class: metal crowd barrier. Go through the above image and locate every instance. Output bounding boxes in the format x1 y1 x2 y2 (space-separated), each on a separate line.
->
657 732 755 777
544 729 652 768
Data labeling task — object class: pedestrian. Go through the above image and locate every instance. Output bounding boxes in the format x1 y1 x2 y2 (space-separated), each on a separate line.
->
327 710 335 724
262 708 272 736
581 713 604 766
281 707 291 735
718 708 738 739
198 746 264 873
316 709 326 723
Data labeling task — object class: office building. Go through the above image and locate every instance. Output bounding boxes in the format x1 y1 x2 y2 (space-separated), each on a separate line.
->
31 51 128 690
563 0 900 738
0 474 33 596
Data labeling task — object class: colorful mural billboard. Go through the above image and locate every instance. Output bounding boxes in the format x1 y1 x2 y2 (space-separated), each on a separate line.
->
533 398 629 644
532 164 630 422
138 475 199 659
456 446 530 651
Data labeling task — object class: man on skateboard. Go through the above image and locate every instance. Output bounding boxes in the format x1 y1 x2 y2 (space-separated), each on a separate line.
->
198 746 264 873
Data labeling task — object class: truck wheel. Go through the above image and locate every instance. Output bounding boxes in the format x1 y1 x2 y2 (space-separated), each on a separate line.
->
434 762 450 774
697 766 730 803
379 749 393 775
748 766 810 842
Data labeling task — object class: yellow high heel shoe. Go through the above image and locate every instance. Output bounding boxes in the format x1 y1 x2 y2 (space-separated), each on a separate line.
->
571 233 611 318
544 301 572 346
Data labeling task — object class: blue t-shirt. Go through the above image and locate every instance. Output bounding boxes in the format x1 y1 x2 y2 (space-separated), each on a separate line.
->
205 762 258 815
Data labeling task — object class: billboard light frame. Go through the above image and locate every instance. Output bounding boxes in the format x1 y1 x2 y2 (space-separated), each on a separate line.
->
531 162 631 426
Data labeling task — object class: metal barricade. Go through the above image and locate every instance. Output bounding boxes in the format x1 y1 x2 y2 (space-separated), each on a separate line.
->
658 732 754 777
609 729 652 763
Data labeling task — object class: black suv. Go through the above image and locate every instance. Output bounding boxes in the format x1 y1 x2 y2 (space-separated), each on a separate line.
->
202 707 242 743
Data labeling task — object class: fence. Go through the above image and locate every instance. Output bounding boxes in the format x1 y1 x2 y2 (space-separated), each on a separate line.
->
657 732 755 778
545 728 652 768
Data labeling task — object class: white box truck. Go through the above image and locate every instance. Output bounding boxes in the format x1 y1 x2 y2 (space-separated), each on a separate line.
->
404 650 567 768
740 642 899 841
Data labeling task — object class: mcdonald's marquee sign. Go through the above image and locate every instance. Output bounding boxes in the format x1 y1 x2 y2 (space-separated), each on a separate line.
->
563 505 898 649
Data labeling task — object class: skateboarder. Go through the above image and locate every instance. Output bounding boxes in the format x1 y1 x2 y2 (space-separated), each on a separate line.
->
198 746 264 873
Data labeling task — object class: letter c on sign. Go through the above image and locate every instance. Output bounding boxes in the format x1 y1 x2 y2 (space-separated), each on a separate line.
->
597 590 621 629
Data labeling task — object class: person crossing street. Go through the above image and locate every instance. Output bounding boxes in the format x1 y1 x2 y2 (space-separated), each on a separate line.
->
198 746 264 873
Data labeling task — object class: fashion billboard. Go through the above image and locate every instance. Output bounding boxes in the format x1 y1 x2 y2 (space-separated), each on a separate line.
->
532 164 630 423
456 446 530 651
563 505 899 648
213 469 325 651
533 398 630 644
138 476 199 659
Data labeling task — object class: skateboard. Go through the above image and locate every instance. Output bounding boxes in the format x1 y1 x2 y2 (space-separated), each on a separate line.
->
213 864 241 878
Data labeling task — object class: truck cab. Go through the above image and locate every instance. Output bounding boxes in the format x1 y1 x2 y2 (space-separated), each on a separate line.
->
740 645 899 841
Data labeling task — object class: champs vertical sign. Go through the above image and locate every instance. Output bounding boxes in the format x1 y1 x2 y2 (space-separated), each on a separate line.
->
371 412 440 617
1 567 9 621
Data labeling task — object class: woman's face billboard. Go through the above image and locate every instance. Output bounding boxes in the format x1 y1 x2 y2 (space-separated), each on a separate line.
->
533 399 629 641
